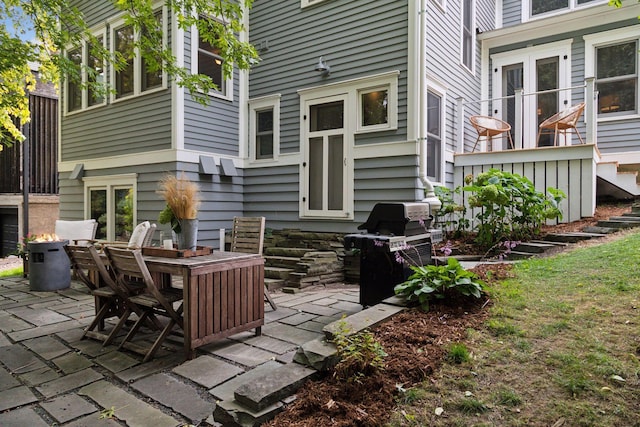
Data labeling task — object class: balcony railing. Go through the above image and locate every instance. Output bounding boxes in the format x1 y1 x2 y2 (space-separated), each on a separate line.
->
455 77 597 154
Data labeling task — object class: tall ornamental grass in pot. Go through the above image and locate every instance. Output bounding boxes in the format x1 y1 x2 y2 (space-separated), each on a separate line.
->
157 173 201 250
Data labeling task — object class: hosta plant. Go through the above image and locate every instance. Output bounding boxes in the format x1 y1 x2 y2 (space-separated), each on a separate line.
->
394 258 484 311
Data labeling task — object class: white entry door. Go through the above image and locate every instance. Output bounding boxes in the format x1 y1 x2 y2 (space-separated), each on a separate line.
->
491 40 572 148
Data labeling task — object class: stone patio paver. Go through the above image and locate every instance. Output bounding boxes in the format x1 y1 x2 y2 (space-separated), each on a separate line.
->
36 367 103 398
172 355 243 388
131 372 214 423
0 366 20 391
0 406 50 427
64 413 122 427
209 360 281 401
262 321 323 345
205 341 278 368
22 335 71 360
6 306 71 325
0 385 39 411
95 350 140 373
237 334 299 355
8 319 86 342
17 366 60 386
0 331 11 347
289 301 342 317
39 393 98 424
0 345 48 373
278 311 318 326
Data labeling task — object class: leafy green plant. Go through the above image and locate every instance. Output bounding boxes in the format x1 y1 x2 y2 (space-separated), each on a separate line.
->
434 185 469 237
394 258 484 311
463 169 566 250
446 343 472 364
331 319 387 383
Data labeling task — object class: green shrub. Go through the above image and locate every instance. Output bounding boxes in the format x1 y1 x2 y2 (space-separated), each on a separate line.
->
331 320 387 383
394 258 484 311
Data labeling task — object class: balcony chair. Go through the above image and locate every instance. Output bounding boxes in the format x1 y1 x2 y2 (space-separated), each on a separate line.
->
470 115 514 152
230 216 277 311
64 244 149 346
104 246 184 362
536 102 585 147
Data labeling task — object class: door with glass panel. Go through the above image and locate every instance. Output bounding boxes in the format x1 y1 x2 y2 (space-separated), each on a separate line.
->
89 186 134 241
303 96 348 217
492 43 569 148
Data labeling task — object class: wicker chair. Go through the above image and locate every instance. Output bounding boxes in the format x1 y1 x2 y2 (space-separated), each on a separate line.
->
470 115 514 152
536 102 585 147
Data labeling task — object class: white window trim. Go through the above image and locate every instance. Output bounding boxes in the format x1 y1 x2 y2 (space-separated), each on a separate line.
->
425 78 446 184
64 26 107 116
296 72 399 220
356 80 398 133
522 0 608 22
108 5 168 104
460 0 476 74
190 22 233 101
248 94 281 163
83 174 138 242
301 0 329 8
584 25 640 122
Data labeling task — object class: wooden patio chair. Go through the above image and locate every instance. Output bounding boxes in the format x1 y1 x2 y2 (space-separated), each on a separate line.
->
470 115 514 152
64 244 148 346
231 216 277 311
536 102 585 147
104 246 184 362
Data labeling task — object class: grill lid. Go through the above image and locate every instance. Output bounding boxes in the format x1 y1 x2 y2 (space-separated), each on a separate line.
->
357 202 432 236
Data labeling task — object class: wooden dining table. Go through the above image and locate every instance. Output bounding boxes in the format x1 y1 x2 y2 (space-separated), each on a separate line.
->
141 250 265 359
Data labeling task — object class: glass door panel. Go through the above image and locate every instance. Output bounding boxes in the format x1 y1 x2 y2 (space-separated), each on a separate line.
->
536 57 559 146
308 137 324 210
90 189 107 239
328 135 344 210
502 64 523 149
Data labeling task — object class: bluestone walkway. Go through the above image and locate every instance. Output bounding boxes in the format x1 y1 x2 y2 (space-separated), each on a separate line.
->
0 274 362 426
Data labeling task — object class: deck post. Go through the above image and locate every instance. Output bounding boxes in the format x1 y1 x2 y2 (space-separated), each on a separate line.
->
456 97 465 153
585 77 597 146
514 89 523 149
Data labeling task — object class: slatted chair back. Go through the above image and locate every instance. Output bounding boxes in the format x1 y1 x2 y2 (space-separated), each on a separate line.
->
103 246 184 361
230 216 277 310
230 217 266 254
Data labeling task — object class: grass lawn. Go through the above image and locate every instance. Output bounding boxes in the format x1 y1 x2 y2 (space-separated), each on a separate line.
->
389 230 640 427
0 266 23 277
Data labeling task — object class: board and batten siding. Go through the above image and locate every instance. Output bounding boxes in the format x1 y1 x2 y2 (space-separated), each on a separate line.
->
454 144 598 224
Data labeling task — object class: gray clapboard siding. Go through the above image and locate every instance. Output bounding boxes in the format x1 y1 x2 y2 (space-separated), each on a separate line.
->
501 0 522 27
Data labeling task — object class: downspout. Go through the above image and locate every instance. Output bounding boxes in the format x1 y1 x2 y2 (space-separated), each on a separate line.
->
417 0 441 211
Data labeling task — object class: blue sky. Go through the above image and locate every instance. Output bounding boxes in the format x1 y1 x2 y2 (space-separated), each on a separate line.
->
2 11 35 41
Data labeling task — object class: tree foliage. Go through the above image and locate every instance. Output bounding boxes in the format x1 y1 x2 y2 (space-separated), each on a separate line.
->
0 0 258 149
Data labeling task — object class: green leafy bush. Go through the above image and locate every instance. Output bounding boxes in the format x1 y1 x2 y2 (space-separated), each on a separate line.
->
331 320 387 383
394 258 484 311
463 169 565 249
434 185 469 237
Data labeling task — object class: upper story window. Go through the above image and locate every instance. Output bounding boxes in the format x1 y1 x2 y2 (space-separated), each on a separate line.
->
355 73 398 133
192 18 233 101
426 81 445 183
249 94 281 161
109 8 166 103
461 0 475 71
65 29 106 115
527 0 605 19
584 26 639 119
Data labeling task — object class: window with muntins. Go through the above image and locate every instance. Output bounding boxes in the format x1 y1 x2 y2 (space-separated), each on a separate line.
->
65 31 106 114
86 175 136 242
360 88 389 128
249 94 280 161
596 40 638 116
256 109 274 159
67 47 83 112
114 25 135 99
529 0 603 18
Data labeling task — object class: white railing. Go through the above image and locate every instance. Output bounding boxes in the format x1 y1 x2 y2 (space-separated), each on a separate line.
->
456 77 598 153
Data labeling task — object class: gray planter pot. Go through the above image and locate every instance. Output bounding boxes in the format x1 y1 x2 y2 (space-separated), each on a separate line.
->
173 219 198 251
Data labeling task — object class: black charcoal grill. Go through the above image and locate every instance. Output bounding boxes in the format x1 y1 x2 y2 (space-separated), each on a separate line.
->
344 202 442 307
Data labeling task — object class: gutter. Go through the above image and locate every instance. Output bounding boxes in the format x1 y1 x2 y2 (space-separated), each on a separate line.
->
417 0 441 212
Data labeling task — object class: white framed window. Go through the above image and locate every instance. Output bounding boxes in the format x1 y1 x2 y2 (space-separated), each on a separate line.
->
109 6 167 103
584 26 640 120
64 27 107 115
523 0 606 21
249 94 281 161
461 0 475 72
191 19 233 101
301 0 329 8
426 80 446 183
84 174 137 242
298 71 399 219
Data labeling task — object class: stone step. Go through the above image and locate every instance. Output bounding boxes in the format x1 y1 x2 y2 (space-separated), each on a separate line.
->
233 363 318 412
621 212 640 218
530 239 569 247
596 220 640 229
323 303 406 341
264 266 294 280
264 278 286 291
609 215 640 222
213 399 283 427
581 225 619 234
513 241 556 254
544 232 606 243
263 247 311 257
264 255 301 269
505 251 535 260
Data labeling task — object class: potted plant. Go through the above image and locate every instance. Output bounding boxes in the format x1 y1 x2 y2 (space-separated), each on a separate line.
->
157 173 201 250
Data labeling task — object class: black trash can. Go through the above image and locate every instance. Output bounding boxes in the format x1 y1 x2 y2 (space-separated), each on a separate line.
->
28 240 71 291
